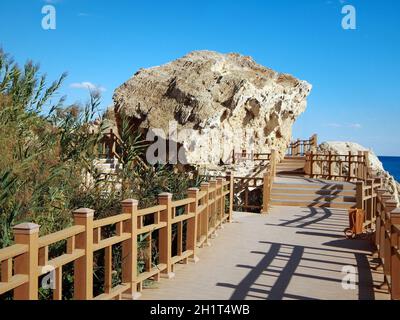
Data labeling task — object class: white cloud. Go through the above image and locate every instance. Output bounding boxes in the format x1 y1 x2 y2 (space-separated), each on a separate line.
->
70 82 106 92
326 123 362 129
78 12 90 17
327 123 342 128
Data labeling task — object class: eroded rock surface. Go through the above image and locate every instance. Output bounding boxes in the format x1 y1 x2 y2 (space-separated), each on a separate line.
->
113 50 312 165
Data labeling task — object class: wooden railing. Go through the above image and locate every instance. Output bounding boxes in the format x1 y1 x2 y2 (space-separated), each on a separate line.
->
232 150 271 164
372 189 400 300
203 150 278 214
355 178 383 230
233 176 264 212
98 129 123 160
202 174 263 213
0 178 233 300
303 142 400 300
286 134 318 156
304 151 370 182
353 175 400 300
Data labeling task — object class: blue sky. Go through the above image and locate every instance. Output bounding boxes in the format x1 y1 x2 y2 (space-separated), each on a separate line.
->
0 0 399 155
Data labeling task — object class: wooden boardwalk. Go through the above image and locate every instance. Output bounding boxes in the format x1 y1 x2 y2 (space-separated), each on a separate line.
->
141 205 389 300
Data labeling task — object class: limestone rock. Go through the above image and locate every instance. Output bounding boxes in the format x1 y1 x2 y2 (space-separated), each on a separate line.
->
319 141 400 205
113 50 312 166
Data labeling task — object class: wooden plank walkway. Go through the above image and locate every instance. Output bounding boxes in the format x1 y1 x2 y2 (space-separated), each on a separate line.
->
141 205 389 300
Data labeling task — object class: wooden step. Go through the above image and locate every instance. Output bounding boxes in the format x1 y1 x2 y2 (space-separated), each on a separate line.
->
271 193 356 203
272 182 356 191
276 170 305 174
277 162 305 165
278 160 306 165
271 187 355 196
276 165 305 169
276 168 305 172
270 199 356 209
276 165 304 169
284 156 306 160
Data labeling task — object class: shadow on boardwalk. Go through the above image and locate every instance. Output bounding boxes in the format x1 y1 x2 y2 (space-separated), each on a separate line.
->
217 240 375 300
141 206 388 300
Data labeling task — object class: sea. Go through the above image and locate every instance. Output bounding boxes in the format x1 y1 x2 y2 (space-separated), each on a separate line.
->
379 156 400 183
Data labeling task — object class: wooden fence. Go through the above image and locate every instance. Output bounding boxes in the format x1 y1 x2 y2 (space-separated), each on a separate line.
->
0 178 233 300
286 134 317 156
202 150 277 214
304 150 370 182
232 150 271 164
371 188 400 299
98 129 123 160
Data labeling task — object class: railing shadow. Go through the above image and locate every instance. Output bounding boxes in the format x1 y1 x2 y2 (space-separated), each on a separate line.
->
273 207 333 229
322 239 375 300
216 238 376 300
216 242 309 300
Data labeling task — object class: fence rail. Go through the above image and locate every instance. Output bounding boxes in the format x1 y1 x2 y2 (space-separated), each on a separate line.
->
305 151 370 182
202 150 278 214
232 150 271 164
0 178 233 300
286 134 317 156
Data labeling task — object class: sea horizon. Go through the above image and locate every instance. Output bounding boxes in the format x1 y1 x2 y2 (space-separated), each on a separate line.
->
379 156 400 183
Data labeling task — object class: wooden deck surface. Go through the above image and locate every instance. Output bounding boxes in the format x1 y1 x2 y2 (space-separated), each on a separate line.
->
140 205 389 300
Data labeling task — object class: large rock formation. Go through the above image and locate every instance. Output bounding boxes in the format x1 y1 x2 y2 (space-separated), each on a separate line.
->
113 50 312 166
319 141 400 205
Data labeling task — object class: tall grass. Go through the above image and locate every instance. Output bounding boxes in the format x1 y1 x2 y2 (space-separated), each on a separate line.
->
0 49 203 299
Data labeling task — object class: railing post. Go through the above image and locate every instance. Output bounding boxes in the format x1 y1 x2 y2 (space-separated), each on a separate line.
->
384 199 397 290
121 199 141 300
209 180 217 235
375 188 386 238
187 188 200 263
347 151 352 181
200 182 211 246
355 181 364 210
390 208 400 300
304 151 310 176
366 179 374 222
379 193 393 261
262 170 271 214
375 188 387 247
270 149 277 177
328 151 332 179
216 178 224 225
357 151 363 180
363 151 370 179
73 208 94 300
310 151 314 178
226 172 234 222
158 192 175 278
12 223 40 300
